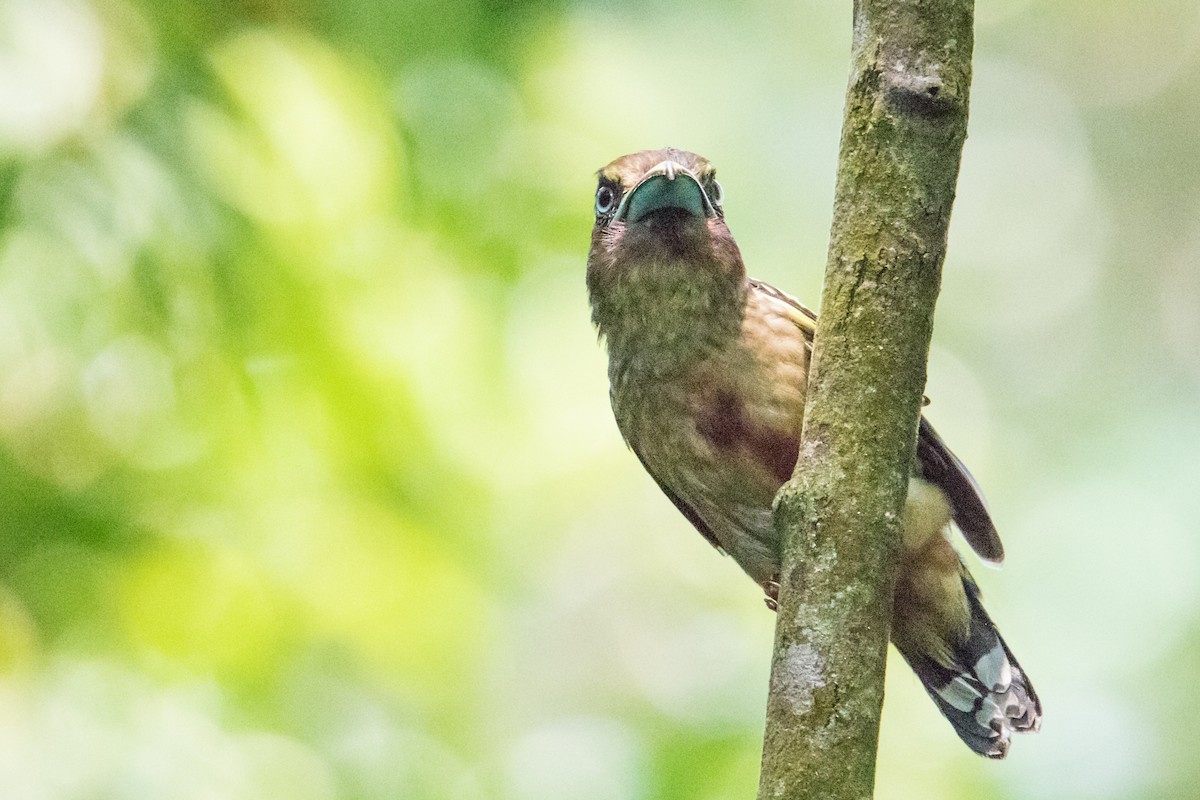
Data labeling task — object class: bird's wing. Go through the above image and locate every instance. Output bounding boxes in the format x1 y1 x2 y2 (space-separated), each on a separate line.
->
747 277 1005 565
748 278 817 351
915 417 1004 564
631 444 726 555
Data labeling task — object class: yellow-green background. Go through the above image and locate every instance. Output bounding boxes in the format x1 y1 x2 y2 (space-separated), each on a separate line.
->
1 0 1197 797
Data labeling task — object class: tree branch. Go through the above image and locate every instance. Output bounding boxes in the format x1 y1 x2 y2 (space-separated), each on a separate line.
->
756 2 974 798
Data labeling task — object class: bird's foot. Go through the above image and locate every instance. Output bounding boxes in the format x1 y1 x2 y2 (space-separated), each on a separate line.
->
762 577 781 611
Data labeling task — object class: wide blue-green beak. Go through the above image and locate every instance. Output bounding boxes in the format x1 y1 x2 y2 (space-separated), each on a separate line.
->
613 159 717 223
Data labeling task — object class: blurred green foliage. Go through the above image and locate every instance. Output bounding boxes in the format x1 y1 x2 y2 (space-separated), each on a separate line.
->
2 0 1199 797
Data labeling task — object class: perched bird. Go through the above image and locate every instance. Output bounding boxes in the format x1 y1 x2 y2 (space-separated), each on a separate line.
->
586 147 1041 758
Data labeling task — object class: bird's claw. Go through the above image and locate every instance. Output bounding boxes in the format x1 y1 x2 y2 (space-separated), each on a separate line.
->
762 577 781 611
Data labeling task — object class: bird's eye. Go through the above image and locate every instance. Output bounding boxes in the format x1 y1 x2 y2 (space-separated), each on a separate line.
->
708 180 724 209
595 185 617 216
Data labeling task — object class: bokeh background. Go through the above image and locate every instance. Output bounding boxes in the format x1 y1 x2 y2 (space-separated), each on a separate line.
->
1 0 1198 797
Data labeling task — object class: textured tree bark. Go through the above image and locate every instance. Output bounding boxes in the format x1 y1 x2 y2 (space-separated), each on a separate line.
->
756 2 975 799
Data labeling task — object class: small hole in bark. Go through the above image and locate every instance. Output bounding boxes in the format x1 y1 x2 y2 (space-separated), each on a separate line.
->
928 85 940 97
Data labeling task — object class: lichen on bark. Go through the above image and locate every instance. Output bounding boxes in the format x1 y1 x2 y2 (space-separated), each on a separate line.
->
756 2 975 799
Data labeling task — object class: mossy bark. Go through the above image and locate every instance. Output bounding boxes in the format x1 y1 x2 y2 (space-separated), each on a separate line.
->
756 2 974 798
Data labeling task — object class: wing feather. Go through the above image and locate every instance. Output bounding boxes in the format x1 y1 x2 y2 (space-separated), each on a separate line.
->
916 418 1004 564
631 445 726 554
748 278 817 350
748 277 1004 565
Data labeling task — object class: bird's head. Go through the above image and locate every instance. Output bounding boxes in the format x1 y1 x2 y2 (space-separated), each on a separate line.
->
596 148 723 227
586 148 746 343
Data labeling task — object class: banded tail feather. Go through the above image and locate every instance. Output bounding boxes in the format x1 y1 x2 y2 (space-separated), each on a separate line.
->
897 570 1042 758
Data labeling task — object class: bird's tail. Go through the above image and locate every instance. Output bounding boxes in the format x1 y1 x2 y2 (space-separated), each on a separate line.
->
896 571 1042 758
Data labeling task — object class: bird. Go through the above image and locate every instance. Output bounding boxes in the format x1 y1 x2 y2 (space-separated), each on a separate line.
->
586 147 1041 758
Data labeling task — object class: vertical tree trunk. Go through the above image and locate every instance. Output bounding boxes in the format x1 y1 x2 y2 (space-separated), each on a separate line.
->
756 2 975 798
